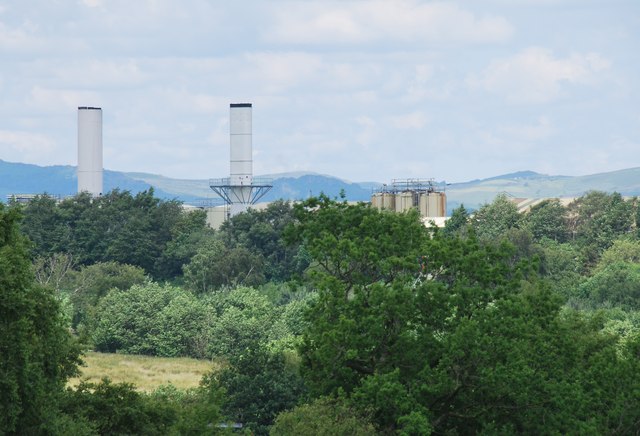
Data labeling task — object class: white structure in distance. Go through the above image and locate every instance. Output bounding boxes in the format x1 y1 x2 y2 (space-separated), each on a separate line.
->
210 103 272 217
229 103 253 215
77 106 103 197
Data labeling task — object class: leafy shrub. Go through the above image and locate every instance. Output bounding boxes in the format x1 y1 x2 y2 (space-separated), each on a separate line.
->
92 283 208 357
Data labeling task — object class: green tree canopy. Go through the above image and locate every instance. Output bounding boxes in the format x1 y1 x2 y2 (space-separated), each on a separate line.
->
567 191 634 264
578 262 640 310
470 193 521 241
20 189 190 280
218 200 308 282
285 195 427 290
291 197 640 434
92 282 208 357
524 198 568 242
217 344 307 435
0 203 81 434
183 239 266 293
442 204 470 237
596 238 640 271
270 396 375 436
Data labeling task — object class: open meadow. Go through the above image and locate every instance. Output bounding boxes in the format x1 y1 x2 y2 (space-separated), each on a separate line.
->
68 351 220 392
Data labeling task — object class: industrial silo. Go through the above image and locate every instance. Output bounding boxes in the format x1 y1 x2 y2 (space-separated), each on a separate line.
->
77 107 103 197
371 193 383 210
396 192 414 213
382 192 395 210
419 192 429 216
426 192 447 217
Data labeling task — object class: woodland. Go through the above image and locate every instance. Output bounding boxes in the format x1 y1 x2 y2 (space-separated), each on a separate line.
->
1 189 640 435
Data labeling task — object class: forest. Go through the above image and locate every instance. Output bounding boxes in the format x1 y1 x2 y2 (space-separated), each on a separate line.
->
2 189 640 435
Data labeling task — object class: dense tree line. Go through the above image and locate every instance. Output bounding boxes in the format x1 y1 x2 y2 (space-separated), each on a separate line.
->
3 189 640 434
283 194 640 434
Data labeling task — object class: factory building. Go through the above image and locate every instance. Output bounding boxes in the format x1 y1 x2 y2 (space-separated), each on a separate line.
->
371 179 447 218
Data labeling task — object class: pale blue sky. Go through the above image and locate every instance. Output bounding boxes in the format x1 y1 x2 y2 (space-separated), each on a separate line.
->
0 0 638 183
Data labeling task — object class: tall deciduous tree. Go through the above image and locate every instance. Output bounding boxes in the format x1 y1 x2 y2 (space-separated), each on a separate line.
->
184 239 266 293
567 191 633 264
524 198 568 242
471 193 521 241
442 204 470 237
92 282 207 357
291 197 640 434
0 204 81 434
285 195 426 290
20 189 188 279
219 200 308 282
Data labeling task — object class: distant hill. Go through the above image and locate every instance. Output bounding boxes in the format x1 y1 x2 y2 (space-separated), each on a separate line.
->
0 160 175 201
119 172 375 204
0 160 375 204
446 168 640 211
2 159 639 214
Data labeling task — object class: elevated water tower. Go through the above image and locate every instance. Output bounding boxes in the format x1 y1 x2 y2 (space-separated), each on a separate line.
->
209 103 272 217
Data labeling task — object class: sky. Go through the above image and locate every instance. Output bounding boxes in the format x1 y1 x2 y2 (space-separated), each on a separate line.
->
0 0 638 183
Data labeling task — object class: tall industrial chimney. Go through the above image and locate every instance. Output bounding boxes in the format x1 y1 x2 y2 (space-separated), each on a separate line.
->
229 103 253 215
209 103 272 218
77 106 103 197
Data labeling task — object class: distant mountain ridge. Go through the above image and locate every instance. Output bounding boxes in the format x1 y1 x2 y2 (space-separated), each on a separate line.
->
446 167 640 212
2 159 639 214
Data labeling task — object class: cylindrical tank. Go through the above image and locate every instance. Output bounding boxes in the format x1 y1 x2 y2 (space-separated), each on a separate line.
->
438 192 447 217
419 193 429 216
371 193 383 210
426 192 447 217
382 192 395 210
77 106 103 197
396 192 414 213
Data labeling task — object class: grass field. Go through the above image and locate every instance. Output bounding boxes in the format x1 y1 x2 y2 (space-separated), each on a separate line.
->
68 351 221 392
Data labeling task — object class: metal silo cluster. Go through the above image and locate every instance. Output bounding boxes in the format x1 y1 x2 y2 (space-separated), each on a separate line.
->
371 179 447 218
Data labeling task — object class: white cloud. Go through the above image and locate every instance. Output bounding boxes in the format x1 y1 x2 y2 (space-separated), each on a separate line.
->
245 52 324 92
80 0 102 8
468 47 611 103
48 59 147 88
355 115 376 146
266 1 513 45
28 87 102 111
390 111 429 130
499 116 553 142
0 22 46 52
0 130 56 161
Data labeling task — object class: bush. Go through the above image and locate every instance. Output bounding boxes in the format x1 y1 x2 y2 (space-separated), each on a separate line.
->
92 283 209 357
270 397 376 436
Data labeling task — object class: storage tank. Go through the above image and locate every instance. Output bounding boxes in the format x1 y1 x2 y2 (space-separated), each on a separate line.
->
371 193 383 210
419 193 429 216
77 106 103 197
396 192 414 213
438 192 447 217
382 192 395 210
426 192 447 217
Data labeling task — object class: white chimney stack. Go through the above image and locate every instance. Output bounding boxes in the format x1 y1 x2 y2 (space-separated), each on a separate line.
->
229 103 253 215
77 106 103 197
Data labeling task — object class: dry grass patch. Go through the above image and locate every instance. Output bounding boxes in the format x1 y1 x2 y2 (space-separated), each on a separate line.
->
69 351 221 392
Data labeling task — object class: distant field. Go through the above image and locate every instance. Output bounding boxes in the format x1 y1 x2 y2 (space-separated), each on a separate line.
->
69 351 220 392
